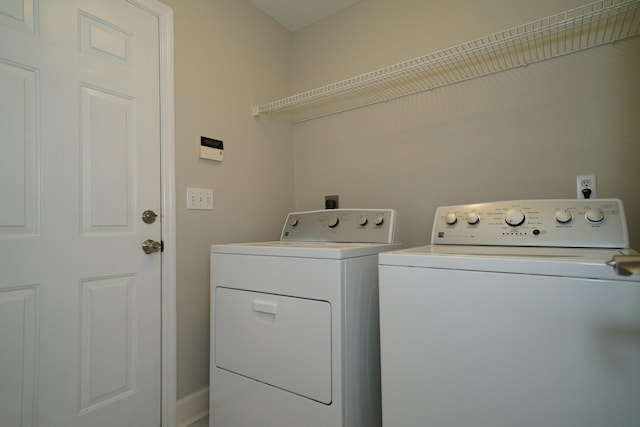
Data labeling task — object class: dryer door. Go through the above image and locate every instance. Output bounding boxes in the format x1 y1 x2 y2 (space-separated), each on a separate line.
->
215 287 332 404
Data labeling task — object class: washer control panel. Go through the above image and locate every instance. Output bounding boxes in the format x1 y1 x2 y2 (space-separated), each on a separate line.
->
432 199 629 248
281 209 399 243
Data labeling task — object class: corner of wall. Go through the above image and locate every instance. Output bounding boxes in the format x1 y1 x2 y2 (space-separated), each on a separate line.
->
177 387 209 427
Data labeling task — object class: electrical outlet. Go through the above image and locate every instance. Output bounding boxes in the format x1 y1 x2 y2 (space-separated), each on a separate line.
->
576 174 597 199
187 187 213 210
325 195 339 209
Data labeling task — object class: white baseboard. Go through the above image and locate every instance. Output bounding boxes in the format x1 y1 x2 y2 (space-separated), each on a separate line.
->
177 387 209 427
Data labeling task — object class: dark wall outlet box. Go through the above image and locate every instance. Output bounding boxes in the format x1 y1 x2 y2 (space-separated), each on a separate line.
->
325 195 339 209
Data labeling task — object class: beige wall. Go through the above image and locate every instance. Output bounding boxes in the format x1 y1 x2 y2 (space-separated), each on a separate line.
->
161 0 294 399
291 0 589 91
291 0 640 249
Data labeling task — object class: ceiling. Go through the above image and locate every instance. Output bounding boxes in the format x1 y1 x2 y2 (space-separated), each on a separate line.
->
248 0 361 32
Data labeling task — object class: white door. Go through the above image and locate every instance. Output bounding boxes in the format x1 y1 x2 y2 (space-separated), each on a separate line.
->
0 1 163 426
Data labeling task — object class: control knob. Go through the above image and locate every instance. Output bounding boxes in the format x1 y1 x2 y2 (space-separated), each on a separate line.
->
290 218 299 227
444 212 457 225
374 214 385 226
505 209 525 227
585 208 605 224
466 212 480 225
555 209 572 224
358 215 368 226
327 215 340 228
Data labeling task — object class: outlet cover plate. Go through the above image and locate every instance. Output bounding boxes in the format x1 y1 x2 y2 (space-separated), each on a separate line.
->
576 174 597 199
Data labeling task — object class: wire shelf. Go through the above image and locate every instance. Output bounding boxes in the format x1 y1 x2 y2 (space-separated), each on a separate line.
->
251 0 640 123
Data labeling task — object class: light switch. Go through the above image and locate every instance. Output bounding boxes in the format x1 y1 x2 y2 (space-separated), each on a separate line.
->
187 187 213 210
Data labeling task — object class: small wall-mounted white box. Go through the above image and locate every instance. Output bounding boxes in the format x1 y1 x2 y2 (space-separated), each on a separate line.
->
200 136 224 161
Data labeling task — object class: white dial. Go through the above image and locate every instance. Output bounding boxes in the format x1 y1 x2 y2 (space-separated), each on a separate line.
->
466 212 480 225
374 214 385 226
585 208 605 224
505 209 525 227
555 209 572 224
358 215 368 226
444 212 457 225
290 218 299 227
327 215 340 228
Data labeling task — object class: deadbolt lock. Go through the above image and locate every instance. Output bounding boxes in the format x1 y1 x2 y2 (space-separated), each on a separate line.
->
142 210 158 224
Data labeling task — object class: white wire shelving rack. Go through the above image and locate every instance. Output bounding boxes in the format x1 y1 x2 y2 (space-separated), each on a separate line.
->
251 0 640 123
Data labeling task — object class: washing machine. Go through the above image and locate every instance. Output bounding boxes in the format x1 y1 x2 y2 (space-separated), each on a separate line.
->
378 199 640 427
210 209 401 427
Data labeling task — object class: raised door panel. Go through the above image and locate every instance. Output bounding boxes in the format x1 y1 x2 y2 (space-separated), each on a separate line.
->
79 275 137 413
0 61 38 236
79 10 132 65
0 287 37 427
81 86 135 233
0 0 36 33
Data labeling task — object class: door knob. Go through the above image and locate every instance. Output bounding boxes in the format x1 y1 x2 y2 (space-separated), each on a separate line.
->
142 210 158 224
142 239 162 254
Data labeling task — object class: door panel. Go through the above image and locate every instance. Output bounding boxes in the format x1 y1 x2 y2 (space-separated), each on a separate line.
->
79 274 137 414
79 10 133 64
0 0 36 34
81 85 135 233
0 287 37 427
0 1 162 426
0 60 37 236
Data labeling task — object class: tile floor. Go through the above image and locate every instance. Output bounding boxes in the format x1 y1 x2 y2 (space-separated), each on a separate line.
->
188 416 208 426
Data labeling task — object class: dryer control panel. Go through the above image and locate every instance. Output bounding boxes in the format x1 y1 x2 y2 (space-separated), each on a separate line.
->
281 209 399 243
432 199 629 248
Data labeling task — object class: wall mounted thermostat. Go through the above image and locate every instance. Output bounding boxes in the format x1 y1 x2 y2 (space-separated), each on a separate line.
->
200 136 224 162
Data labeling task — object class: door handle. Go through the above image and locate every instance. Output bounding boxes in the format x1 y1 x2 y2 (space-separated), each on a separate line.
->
606 255 640 276
252 299 278 315
142 239 162 254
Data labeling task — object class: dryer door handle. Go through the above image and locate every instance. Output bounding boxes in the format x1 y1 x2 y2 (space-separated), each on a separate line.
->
253 299 279 315
606 255 640 276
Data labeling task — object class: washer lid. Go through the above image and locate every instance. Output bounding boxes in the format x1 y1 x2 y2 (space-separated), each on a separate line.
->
378 245 640 282
211 241 402 259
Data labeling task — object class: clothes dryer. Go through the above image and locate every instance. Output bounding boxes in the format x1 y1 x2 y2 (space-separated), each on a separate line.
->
210 209 401 427
379 199 640 427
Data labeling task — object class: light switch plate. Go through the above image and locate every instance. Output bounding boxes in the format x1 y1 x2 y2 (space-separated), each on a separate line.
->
187 187 213 210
